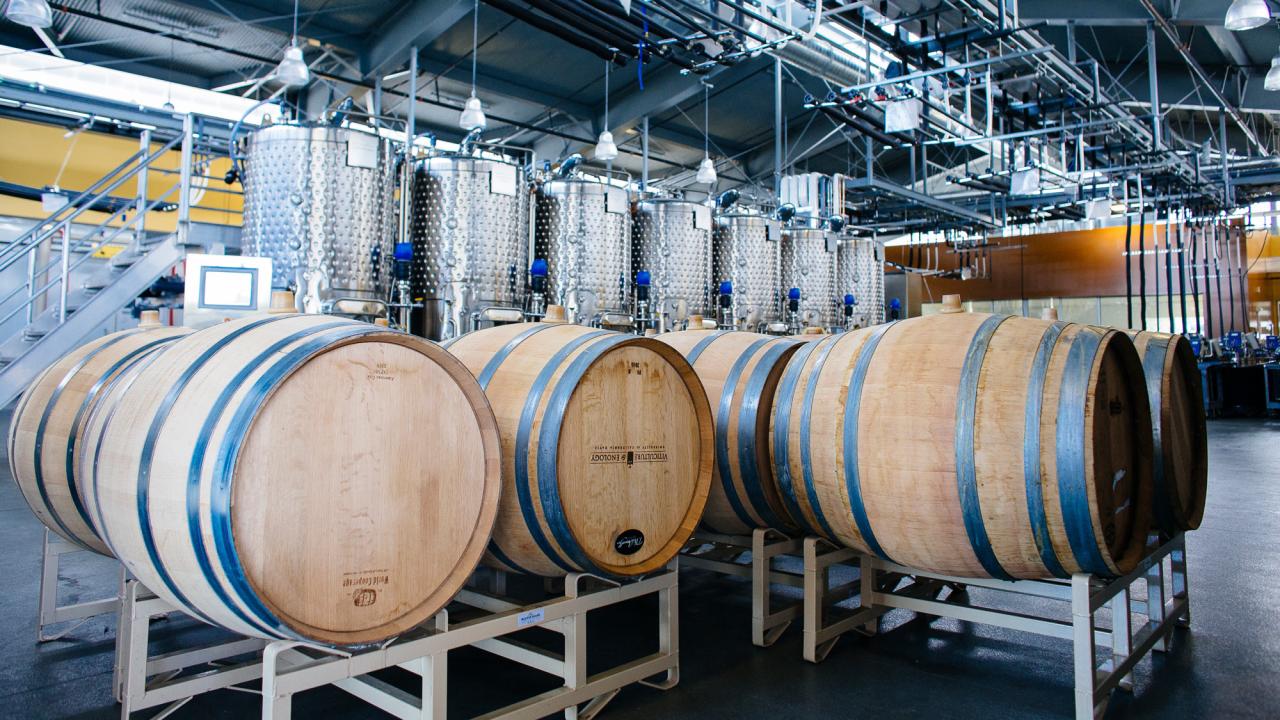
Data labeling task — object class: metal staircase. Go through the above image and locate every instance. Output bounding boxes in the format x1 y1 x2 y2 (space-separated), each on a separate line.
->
0 116 199 408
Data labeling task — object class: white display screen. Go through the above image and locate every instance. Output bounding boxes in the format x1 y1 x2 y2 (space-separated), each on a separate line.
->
200 267 257 310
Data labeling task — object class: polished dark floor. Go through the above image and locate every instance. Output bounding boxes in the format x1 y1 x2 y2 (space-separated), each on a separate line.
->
1 417 1277 719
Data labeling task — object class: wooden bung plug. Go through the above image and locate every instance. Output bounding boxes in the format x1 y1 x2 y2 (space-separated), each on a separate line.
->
688 314 705 328
1041 307 1059 321
802 326 826 335
138 309 161 328
541 304 567 323
940 294 963 314
268 290 297 314
373 317 390 327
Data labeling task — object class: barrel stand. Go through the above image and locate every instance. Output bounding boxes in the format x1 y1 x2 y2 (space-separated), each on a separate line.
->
37 529 124 642
114 564 680 719
680 529 805 646
801 534 1191 720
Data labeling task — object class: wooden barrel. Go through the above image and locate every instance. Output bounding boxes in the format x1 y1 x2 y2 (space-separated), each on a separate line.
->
1129 331 1208 534
656 330 801 534
78 314 502 646
8 323 191 555
771 312 1154 580
447 320 713 577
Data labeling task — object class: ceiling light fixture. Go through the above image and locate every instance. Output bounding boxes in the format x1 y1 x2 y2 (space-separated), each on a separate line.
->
3 0 53 28
274 0 309 88
697 81 717 185
1225 0 1270 31
1266 49 1280 91
595 54 618 161
459 0 487 130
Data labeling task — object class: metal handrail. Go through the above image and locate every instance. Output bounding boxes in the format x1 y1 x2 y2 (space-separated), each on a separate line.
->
0 185 180 329
0 135 183 273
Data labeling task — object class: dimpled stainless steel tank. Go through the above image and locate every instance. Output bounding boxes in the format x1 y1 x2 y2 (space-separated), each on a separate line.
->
632 198 713 324
240 124 395 313
837 236 885 329
712 211 781 329
535 178 632 323
781 225 838 328
409 154 530 340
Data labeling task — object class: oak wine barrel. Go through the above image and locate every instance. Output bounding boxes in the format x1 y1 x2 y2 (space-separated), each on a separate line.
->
1129 331 1208 534
657 330 801 534
78 314 502 646
771 309 1154 580
8 318 191 555
447 319 713 577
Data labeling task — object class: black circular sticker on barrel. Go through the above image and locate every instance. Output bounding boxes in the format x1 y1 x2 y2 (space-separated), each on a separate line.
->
614 529 645 555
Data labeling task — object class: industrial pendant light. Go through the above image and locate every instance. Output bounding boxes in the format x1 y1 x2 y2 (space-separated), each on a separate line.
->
3 0 53 28
1266 50 1280 91
696 82 717 185
459 0 488 130
1225 0 1270 31
275 0 309 88
595 56 618 161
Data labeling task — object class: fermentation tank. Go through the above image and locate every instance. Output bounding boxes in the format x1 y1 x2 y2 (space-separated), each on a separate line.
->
837 236 885 329
780 225 838 329
409 153 530 340
240 124 396 314
535 178 632 324
632 198 713 328
712 210 781 330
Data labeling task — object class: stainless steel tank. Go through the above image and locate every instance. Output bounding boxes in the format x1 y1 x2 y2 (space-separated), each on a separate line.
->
632 198 713 326
240 123 396 314
837 236 885 329
535 178 631 324
712 211 781 330
409 154 531 340
781 225 838 329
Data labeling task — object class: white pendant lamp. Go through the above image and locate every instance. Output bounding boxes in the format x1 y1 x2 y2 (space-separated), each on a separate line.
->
459 0 488 131
595 56 619 161
697 82 717 185
275 0 309 88
1225 0 1270 31
3 0 52 28
1266 51 1280 91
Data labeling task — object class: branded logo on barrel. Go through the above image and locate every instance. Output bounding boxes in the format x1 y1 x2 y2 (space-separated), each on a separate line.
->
353 589 378 607
345 570 388 607
591 444 668 466
614 529 645 555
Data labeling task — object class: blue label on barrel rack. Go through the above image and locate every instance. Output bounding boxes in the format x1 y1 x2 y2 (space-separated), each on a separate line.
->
614 529 645 555
517 609 545 628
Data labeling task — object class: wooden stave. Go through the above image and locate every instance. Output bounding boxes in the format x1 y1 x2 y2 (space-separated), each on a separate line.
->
657 329 802 535
770 314 1153 580
8 326 191 555
448 321 714 578
1129 331 1209 534
77 314 502 646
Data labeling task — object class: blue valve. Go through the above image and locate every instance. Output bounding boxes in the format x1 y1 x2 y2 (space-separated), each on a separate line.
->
394 242 413 261
719 280 733 295
530 258 549 277
636 269 652 287
889 297 902 311
844 294 856 306
787 287 801 301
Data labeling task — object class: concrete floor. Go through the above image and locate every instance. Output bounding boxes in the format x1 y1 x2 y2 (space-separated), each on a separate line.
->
1 417 1277 719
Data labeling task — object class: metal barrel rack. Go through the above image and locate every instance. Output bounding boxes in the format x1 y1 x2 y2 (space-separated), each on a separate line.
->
114 564 679 719
679 529 807 647
801 533 1192 720
37 529 123 643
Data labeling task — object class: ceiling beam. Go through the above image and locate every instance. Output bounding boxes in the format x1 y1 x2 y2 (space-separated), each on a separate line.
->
601 59 769 147
1018 0 1234 25
0 30 212 88
415 54 595 119
1205 26 1251 68
359 0 472 80
163 0 361 49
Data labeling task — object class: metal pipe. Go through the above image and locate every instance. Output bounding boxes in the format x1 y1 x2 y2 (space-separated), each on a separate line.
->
1214 222 1226 336
1236 224 1249 332
134 129 150 250
774 57 782 196
839 48 1050 95
1145 21 1161 150
1137 0 1267 155
642 116 650 190
525 0 645 55
1165 211 1174 330
485 0 637 64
